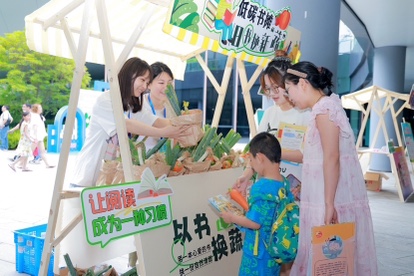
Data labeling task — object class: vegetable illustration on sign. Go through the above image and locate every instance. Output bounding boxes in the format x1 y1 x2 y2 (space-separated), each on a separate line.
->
276 9 291 30
168 0 296 59
170 0 200 33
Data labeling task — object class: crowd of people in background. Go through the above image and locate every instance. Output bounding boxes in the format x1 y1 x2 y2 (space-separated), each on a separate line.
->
2 102 55 172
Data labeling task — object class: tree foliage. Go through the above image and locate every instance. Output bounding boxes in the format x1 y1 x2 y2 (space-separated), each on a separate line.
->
0 30 91 122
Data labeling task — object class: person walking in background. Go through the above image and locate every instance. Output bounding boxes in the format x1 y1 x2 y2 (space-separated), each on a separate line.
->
9 103 32 161
283 61 378 275
221 132 291 275
8 112 33 172
9 103 32 134
0 105 13 151
30 103 45 164
30 103 54 168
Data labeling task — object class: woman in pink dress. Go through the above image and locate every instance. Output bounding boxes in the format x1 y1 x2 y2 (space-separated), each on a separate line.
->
283 61 378 275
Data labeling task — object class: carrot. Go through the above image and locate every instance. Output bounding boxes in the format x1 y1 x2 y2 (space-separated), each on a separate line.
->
229 188 249 211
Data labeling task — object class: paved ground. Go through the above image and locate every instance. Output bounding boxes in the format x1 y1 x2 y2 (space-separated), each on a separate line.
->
0 149 413 275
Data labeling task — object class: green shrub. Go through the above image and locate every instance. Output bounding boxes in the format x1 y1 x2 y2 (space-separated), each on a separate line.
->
8 131 20 150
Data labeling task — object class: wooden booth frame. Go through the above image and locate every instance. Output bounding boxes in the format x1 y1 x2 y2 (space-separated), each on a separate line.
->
24 0 279 274
342 85 414 202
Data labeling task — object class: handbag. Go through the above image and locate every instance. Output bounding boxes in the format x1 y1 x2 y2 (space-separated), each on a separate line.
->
4 117 11 127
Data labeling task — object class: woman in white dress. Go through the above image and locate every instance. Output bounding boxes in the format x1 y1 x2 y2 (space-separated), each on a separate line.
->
138 62 175 150
31 103 54 168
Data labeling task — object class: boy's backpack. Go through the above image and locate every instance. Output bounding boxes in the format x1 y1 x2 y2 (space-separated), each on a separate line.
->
265 177 300 264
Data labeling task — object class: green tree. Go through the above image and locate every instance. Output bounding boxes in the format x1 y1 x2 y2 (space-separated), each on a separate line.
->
0 30 91 121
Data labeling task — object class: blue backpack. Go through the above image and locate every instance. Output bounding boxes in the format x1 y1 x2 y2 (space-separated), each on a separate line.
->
265 177 300 263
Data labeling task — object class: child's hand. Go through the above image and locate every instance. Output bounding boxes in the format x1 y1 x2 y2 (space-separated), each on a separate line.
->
232 174 252 198
220 211 234 224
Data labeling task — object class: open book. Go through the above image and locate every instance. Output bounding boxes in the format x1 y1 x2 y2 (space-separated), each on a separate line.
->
208 194 244 216
137 167 173 199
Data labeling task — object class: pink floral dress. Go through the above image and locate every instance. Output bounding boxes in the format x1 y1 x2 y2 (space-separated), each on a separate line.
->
291 94 378 275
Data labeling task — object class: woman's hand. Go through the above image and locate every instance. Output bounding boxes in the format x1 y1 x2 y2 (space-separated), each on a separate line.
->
162 124 191 139
324 203 338 225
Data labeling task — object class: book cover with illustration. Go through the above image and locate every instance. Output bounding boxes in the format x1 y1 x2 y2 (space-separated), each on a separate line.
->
277 122 307 151
208 194 244 216
278 122 307 200
311 222 355 276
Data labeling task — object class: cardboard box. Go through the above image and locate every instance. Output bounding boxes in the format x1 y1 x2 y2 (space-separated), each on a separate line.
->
364 172 388 191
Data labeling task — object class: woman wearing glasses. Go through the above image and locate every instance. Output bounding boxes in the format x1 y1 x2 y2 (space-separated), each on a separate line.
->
237 55 310 187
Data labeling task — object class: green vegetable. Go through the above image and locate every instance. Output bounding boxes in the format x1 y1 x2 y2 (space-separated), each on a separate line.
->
129 139 139 165
165 139 183 168
165 84 181 116
146 138 168 159
136 142 146 165
192 126 217 161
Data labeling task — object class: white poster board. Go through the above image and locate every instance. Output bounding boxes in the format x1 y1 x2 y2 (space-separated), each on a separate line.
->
138 168 243 275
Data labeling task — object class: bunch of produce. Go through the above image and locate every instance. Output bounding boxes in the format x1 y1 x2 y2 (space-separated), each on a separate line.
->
95 84 248 185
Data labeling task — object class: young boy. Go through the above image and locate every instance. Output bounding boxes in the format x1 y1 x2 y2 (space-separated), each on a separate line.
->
221 132 294 275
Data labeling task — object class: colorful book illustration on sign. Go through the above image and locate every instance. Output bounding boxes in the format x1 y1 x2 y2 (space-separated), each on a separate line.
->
223 9 236 26
208 194 244 216
137 167 173 199
311 222 355 276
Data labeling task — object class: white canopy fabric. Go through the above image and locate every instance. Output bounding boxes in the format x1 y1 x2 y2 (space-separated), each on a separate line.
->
341 85 408 111
25 0 204 80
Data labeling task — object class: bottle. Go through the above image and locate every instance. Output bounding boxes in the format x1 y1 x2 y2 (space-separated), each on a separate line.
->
388 139 395 154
